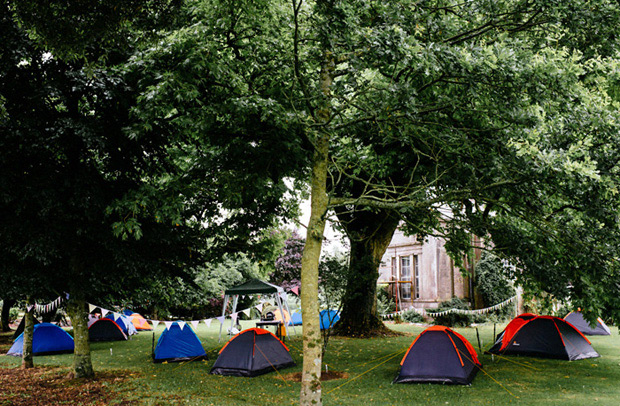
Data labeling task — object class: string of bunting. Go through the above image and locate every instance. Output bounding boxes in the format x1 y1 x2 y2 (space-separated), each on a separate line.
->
30 295 66 314
381 295 517 320
87 294 275 331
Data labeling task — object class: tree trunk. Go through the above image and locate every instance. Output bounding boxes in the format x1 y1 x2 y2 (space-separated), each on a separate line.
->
21 297 34 369
334 209 400 336
299 51 334 406
1 298 16 332
67 291 94 378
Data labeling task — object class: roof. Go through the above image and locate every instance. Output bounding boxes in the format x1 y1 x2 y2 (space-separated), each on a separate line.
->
224 279 283 295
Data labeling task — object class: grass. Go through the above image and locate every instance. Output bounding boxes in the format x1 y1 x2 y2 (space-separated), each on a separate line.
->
1 321 619 405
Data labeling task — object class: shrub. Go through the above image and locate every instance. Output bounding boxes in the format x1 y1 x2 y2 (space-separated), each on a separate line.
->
401 308 425 323
474 252 516 321
428 297 485 327
377 284 396 315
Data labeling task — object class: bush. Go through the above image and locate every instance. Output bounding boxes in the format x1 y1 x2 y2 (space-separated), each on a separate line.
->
474 252 516 321
377 284 396 315
9 307 20 323
428 297 485 327
401 308 425 323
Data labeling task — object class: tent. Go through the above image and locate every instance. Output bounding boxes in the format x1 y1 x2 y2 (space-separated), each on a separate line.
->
7 323 74 356
153 322 207 363
89 318 128 342
487 314 599 360
87 314 100 328
394 325 481 385
289 311 302 326
211 328 295 377
219 279 296 341
12 316 41 340
130 313 153 331
105 314 137 336
320 309 340 330
564 311 611 336
122 309 134 316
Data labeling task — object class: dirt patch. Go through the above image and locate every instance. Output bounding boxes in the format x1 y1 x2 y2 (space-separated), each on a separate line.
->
281 371 349 382
0 366 137 406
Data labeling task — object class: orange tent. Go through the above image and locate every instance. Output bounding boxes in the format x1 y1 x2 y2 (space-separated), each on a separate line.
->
130 313 153 331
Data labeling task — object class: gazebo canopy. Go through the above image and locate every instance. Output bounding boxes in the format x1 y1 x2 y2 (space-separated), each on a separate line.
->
224 279 283 296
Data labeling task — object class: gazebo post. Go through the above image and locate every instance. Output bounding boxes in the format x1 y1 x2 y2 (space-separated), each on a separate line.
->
218 295 229 342
229 295 239 337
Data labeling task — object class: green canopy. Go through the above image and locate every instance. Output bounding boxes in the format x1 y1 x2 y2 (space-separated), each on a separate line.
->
224 279 282 296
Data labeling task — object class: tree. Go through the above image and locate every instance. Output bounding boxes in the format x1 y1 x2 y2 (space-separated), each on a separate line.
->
1 0 302 379
270 230 305 290
98 1 620 404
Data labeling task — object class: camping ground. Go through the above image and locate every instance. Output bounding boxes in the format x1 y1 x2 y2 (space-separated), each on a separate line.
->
1 321 619 405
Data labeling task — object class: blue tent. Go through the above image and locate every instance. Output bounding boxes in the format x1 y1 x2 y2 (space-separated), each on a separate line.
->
289 312 303 326
153 322 207 363
7 323 74 356
106 314 137 336
320 310 340 330
122 309 134 316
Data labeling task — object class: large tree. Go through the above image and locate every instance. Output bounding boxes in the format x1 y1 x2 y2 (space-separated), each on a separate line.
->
0 0 299 378
79 0 620 404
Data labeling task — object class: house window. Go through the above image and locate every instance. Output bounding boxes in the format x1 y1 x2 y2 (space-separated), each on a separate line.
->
401 283 411 300
400 256 411 281
414 255 420 299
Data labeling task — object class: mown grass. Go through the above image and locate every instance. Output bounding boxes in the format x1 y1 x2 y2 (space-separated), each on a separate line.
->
1 321 618 405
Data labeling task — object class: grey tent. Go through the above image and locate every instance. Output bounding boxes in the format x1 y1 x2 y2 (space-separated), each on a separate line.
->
564 311 611 336
219 279 296 341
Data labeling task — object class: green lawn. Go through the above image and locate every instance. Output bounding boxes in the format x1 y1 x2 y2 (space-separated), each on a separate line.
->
1 321 618 405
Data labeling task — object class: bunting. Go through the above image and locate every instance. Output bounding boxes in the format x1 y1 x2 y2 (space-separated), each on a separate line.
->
163 321 173 330
151 320 160 329
203 319 212 327
177 321 186 331
190 320 200 330
381 296 517 320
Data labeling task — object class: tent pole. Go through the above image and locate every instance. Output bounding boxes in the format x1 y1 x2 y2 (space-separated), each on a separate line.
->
275 293 288 337
230 295 239 337
282 292 296 336
219 295 229 342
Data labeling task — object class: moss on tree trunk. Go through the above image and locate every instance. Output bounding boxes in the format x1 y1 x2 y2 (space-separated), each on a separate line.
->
67 293 93 379
21 297 34 369
334 210 400 337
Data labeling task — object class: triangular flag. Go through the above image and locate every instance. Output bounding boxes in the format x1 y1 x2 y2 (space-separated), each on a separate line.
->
231 313 238 323
164 321 173 330
248 295 253 300
190 320 200 330
100 308 109 317
151 320 160 329
255 303 264 313
178 321 186 330
242 308 251 317
113 312 121 320
26 305 34 312
291 286 300 295
203 319 212 327
216 316 225 325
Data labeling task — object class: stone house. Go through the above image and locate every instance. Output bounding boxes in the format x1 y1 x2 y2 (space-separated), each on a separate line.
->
378 228 481 311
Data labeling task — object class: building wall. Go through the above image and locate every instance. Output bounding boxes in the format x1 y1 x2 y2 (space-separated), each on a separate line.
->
378 228 470 310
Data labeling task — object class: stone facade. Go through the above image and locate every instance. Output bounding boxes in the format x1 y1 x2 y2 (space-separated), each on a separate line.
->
378 228 473 310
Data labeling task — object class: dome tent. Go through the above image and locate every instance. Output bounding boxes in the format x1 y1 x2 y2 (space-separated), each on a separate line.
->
564 311 611 336
7 323 74 356
211 328 295 377
487 314 599 361
89 318 128 342
105 313 137 336
153 322 207 363
129 313 153 331
320 309 339 330
394 325 481 385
